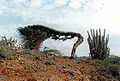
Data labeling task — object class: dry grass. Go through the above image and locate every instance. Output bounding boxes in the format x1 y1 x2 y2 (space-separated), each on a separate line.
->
0 36 119 81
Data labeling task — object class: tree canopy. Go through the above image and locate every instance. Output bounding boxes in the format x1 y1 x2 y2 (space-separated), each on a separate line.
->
18 25 83 58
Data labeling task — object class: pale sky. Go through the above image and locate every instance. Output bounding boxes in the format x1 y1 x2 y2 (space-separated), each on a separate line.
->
0 0 120 34
0 0 120 56
93 0 120 34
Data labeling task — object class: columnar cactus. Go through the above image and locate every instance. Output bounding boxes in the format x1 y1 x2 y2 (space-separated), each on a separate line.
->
87 29 110 60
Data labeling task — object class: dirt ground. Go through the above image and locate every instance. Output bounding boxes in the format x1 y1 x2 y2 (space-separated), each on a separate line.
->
0 50 118 81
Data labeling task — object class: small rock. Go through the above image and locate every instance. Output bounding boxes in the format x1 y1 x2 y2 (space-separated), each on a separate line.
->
83 75 90 81
27 78 37 81
19 61 24 64
49 75 62 81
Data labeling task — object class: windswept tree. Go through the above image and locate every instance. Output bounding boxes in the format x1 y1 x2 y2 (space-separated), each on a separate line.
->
17 25 83 59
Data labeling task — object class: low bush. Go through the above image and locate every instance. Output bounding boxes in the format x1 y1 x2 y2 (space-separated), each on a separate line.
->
94 56 120 80
0 36 17 47
106 55 120 64
0 47 6 58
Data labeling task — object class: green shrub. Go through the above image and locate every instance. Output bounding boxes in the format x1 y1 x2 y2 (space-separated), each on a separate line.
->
109 65 120 77
0 47 6 58
0 36 17 47
106 55 120 64
95 58 120 80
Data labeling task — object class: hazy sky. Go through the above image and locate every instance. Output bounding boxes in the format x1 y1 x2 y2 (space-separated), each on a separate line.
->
0 0 120 56
1 0 120 35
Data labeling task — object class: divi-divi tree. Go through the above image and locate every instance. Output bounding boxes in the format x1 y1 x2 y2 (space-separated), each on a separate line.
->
17 25 83 59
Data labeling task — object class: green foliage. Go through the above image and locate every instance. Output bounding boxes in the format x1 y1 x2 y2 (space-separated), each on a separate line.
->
0 36 17 47
94 56 120 79
17 25 78 41
0 47 6 58
43 47 62 56
18 25 48 49
18 25 77 36
109 65 120 77
87 29 110 60
94 55 120 66
17 24 83 59
106 55 120 64
97 64 120 79
0 36 17 59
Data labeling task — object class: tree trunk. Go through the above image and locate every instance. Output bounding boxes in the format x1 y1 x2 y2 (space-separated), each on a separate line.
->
70 33 83 59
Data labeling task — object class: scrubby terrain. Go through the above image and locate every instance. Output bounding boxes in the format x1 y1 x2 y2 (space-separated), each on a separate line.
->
0 36 119 81
0 47 120 81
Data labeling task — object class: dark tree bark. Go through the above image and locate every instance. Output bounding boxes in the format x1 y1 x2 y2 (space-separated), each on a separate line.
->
70 33 83 59
18 25 84 59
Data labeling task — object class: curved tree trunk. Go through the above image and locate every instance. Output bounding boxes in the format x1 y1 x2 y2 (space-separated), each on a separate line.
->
70 33 83 59
18 25 84 58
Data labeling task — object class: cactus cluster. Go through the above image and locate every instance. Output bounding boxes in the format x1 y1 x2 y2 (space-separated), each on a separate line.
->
0 36 17 47
87 29 110 60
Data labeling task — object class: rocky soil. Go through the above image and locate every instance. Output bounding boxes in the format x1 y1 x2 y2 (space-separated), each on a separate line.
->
0 49 119 81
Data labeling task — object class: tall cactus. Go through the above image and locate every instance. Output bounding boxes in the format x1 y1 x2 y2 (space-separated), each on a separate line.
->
87 28 110 60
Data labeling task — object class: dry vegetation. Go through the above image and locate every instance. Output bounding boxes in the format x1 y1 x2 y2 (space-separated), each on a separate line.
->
0 36 120 81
